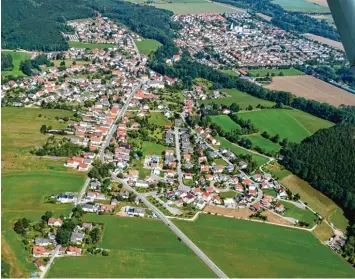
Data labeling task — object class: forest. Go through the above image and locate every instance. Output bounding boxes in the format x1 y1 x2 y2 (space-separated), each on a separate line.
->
1 53 13 71
212 0 340 41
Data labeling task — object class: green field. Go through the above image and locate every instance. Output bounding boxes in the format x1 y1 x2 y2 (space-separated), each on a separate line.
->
68 41 116 49
202 88 275 109
48 215 215 278
148 112 171 126
248 68 305 77
216 136 269 166
272 0 329 12
174 215 355 278
242 134 281 153
135 39 162 55
209 115 241 133
2 51 31 77
219 69 239 76
278 200 317 226
142 141 167 156
237 109 334 143
153 2 237 14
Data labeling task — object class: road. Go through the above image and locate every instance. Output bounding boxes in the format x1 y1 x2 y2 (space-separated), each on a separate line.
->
75 177 91 206
174 127 191 192
113 176 228 278
129 34 141 60
39 245 61 279
99 81 142 163
151 192 183 215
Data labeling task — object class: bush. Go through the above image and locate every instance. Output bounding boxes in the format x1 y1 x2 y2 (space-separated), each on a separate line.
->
102 250 109 256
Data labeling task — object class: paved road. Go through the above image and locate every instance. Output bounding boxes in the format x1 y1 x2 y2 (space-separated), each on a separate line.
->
39 245 61 279
100 81 142 163
113 176 228 278
75 177 91 206
174 127 191 192
152 193 183 215
129 35 141 60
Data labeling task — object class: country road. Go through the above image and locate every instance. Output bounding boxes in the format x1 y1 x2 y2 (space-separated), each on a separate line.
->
39 245 61 279
113 176 228 278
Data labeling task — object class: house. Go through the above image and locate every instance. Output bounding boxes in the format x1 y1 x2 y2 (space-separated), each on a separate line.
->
125 207 146 217
66 246 82 256
100 204 116 213
82 203 99 213
48 217 63 227
183 193 195 204
275 203 285 213
35 237 50 247
82 223 93 230
238 161 247 170
195 199 206 210
213 195 221 204
33 246 52 257
184 173 193 180
252 203 262 212
128 170 139 179
57 193 76 203
200 165 210 173
34 260 45 271
224 198 235 208
70 232 85 244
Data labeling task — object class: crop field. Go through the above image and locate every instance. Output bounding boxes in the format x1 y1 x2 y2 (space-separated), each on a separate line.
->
216 136 269 166
272 0 329 12
174 215 355 278
237 109 334 143
248 68 304 77
48 215 215 278
265 75 355 107
209 115 241 132
2 51 31 77
135 39 162 55
241 134 281 153
68 41 116 49
148 112 171 127
153 2 238 14
202 88 275 109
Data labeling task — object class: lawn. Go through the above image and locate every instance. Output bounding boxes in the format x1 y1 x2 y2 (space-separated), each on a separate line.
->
220 191 238 199
142 141 167 156
148 112 171 127
2 51 31 77
130 159 151 179
135 39 162 55
278 200 317 226
216 136 269 166
263 188 277 197
241 134 281 153
202 88 275 109
153 2 237 14
174 215 355 278
272 0 329 12
219 69 239 76
248 68 305 77
48 215 216 278
237 108 334 143
68 41 116 49
209 115 241 133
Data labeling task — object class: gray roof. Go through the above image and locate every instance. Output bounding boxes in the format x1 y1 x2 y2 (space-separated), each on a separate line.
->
35 237 50 245
70 232 85 242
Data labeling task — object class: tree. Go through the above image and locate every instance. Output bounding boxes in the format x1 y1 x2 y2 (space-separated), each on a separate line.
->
42 211 52 222
21 218 30 229
261 131 270 139
102 250 109 256
271 134 280 143
40 124 47 134
14 219 25 234
89 228 101 244
20 60 33 76
229 103 240 112
56 229 71 244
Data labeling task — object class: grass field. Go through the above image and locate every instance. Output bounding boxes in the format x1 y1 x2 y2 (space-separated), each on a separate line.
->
209 115 241 132
68 41 116 49
2 51 31 77
219 69 239 76
135 39 162 55
202 88 275 109
248 68 304 77
237 109 333 143
278 200 317 226
241 134 281 153
48 215 216 278
148 112 171 127
216 136 269 166
174 215 355 278
142 141 167 156
51 59 90 67
153 2 237 14
272 0 329 12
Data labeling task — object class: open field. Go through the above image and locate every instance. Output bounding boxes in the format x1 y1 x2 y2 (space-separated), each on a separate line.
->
148 112 171 126
216 136 269 166
68 41 116 49
304 33 344 50
209 115 241 132
272 0 329 12
265 75 355 107
48 215 216 278
52 59 90 67
241 134 281 153
313 222 334 242
219 69 239 76
2 51 31 77
153 2 237 14
135 39 162 55
202 88 275 109
248 68 304 77
174 215 354 277
256 13 272 21
278 200 317 226
306 0 328 7
142 141 167 156
237 108 334 143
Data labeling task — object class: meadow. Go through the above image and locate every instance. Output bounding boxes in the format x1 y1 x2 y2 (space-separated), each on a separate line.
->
241 134 281 153
272 0 329 12
174 215 355 278
135 39 162 55
68 41 116 49
142 141 167 155
202 88 275 109
153 1 237 14
148 112 171 126
209 115 241 133
219 69 239 76
248 68 304 77
2 51 31 77
278 200 317 226
48 215 216 278
237 108 334 143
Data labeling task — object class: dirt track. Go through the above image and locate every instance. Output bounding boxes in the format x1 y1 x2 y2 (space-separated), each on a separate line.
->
265 75 355 107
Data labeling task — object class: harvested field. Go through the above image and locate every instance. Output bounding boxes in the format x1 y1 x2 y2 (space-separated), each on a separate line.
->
304 33 344 50
256 13 272 21
262 210 293 226
265 75 355 107
204 205 253 218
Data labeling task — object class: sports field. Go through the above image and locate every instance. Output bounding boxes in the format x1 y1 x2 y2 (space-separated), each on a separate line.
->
241 134 281 153
216 136 269 166
148 112 171 126
2 51 31 77
248 68 304 77
48 215 216 278
135 39 162 55
272 0 329 12
174 215 355 278
202 88 275 109
68 41 116 49
237 109 334 143
153 1 237 14
209 115 241 132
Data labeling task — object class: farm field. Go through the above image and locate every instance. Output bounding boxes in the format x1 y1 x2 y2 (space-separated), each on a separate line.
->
265 75 355 107
148 112 171 127
135 39 162 55
48 215 216 278
272 0 329 12
241 134 281 153
202 88 275 109
68 41 116 49
174 215 355 278
1 51 31 77
209 115 241 132
153 2 237 14
237 109 334 143
303 33 344 51
248 68 304 77
216 136 269 166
